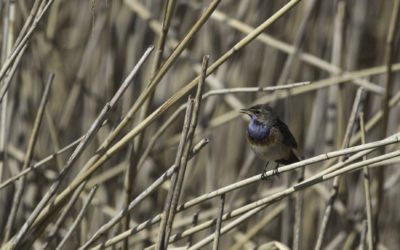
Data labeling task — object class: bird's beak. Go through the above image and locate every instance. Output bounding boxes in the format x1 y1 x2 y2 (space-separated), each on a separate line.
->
240 108 251 116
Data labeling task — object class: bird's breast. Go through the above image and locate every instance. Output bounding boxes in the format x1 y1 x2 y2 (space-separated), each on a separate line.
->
247 131 276 146
247 126 291 161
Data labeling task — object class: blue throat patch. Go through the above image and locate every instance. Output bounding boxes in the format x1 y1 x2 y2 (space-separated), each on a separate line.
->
248 116 270 141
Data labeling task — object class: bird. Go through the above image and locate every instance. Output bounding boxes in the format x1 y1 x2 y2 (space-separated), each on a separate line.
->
240 104 299 178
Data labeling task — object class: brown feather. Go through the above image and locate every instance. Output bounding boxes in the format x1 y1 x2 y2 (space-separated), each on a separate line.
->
247 130 276 146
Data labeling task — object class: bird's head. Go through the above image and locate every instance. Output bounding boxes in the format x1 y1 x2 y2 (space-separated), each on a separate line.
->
240 104 278 125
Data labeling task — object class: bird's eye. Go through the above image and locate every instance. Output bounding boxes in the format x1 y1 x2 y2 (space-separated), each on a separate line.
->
254 110 260 114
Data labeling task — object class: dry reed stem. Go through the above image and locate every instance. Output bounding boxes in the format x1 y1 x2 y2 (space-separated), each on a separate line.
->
4 73 54 243
211 194 225 250
350 91 400 146
0 0 13 191
122 1 177 246
157 81 311 151
0 44 26 104
33 1 300 244
359 220 368 250
1 1 399 249
293 167 305 250
79 138 209 250
167 64 400 149
182 206 267 250
93 0 299 178
189 1 384 95
186 212 199 248
374 0 400 246
175 133 400 214
58 11 108 130
0 0 55 82
230 203 285 250
155 98 194 250
276 0 317 240
44 109 63 170
125 0 305 118
121 142 135 250
170 151 400 247
276 0 318 86
34 0 222 238
203 81 311 96
359 112 374 250
164 56 208 248
5 46 154 249
43 183 86 250
0 136 84 190
11 0 40 50
314 88 364 250
55 185 98 250
89 132 400 249
324 1 345 155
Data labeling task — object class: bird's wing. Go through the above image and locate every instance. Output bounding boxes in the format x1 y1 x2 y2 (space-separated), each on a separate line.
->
275 119 298 149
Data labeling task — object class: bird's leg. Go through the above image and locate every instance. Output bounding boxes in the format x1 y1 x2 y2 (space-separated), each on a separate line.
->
261 162 269 180
272 162 280 177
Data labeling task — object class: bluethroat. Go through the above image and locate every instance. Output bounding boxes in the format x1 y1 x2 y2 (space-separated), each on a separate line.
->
241 104 299 178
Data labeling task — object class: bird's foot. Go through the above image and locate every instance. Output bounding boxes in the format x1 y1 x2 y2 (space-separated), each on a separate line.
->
261 170 268 180
273 162 281 177
272 167 280 177
261 163 269 180
261 163 273 180
261 162 280 180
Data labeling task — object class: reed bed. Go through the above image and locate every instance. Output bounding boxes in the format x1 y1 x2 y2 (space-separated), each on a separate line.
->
0 0 399 249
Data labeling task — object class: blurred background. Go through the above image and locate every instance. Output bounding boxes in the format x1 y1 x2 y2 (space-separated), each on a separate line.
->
0 0 399 249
